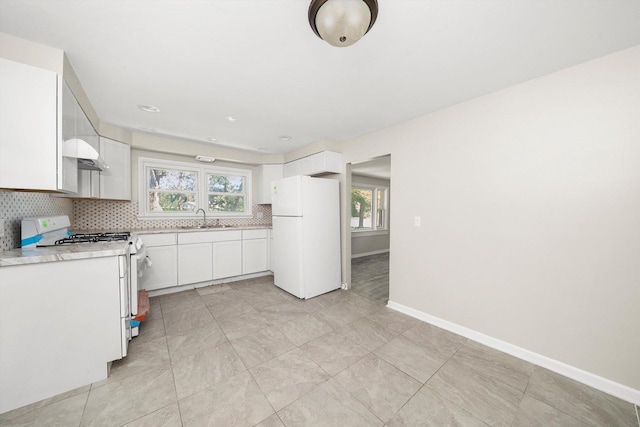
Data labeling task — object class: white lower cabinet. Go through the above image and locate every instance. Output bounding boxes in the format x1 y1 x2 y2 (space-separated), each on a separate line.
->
178 243 213 285
0 256 121 413
269 229 273 272
243 238 269 274
139 233 178 291
213 240 242 279
140 229 270 291
142 245 178 290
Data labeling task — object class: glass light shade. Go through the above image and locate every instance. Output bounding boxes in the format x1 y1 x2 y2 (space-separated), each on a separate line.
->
315 0 372 47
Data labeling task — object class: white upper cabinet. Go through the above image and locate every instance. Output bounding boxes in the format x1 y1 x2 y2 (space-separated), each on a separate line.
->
99 137 131 200
310 151 341 175
283 151 342 178
69 83 100 198
0 58 77 192
56 135 131 200
256 164 284 204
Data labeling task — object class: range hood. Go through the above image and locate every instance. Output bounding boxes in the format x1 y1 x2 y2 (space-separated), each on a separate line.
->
62 138 108 171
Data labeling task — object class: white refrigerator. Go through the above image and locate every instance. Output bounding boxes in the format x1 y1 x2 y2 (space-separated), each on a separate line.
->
271 175 341 299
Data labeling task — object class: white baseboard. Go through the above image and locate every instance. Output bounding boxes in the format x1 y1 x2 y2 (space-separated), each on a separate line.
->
351 249 390 259
148 271 272 297
387 300 640 405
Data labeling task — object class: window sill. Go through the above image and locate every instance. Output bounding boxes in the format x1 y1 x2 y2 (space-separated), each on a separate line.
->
351 229 389 238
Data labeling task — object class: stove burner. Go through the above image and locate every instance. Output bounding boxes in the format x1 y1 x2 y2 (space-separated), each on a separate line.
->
54 232 131 245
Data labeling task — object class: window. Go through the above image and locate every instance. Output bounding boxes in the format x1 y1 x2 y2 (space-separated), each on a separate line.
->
207 174 246 213
351 185 388 231
139 157 252 218
148 166 198 213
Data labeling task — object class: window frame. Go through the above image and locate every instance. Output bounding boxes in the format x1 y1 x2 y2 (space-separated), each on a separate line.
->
138 157 252 219
350 183 388 234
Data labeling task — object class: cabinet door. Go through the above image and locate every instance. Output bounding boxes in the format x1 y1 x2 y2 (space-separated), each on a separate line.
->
0 59 60 191
213 240 242 279
141 246 178 290
257 165 284 204
178 243 213 285
60 82 79 193
309 151 341 175
268 230 273 271
100 137 131 200
297 157 311 176
76 103 100 198
243 238 269 274
283 161 297 178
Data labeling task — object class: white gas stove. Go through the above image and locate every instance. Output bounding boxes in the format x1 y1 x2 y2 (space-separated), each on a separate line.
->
20 215 148 349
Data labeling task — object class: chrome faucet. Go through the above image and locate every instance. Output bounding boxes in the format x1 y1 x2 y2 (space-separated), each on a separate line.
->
196 208 207 227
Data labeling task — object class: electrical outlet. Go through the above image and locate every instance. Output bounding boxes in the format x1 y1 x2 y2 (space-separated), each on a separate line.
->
257 212 264 219
414 216 421 227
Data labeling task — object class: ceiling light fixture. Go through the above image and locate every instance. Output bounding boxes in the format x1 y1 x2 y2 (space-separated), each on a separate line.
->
137 104 160 113
207 137 218 142
224 115 237 122
195 155 216 163
308 0 378 47
279 136 292 141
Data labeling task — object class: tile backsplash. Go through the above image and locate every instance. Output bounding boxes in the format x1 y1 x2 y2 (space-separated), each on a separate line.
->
0 191 272 251
73 200 272 231
0 190 74 251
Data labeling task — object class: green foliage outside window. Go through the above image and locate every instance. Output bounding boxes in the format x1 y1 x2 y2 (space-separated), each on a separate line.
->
148 167 197 212
207 175 245 212
351 188 372 229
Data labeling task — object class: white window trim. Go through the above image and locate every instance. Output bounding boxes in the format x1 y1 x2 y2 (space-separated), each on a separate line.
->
351 183 389 233
138 157 252 219
352 229 389 238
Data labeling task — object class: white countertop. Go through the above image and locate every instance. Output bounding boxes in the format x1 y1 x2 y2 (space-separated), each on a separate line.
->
0 226 271 267
133 225 271 234
0 241 130 267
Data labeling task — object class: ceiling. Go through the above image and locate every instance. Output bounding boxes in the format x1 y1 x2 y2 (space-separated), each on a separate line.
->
1 1 639 154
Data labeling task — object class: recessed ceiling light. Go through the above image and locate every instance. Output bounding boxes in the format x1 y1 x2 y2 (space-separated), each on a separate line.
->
224 115 237 122
137 104 160 113
139 127 155 132
207 137 218 142
279 136 292 141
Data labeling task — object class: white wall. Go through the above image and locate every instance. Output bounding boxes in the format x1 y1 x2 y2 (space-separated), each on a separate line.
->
340 45 640 395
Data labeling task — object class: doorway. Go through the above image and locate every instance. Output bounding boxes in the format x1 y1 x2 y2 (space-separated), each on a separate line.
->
349 155 390 304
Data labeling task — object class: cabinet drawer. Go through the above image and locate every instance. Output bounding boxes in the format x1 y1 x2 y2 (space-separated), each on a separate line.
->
139 233 176 247
178 230 242 244
242 229 269 240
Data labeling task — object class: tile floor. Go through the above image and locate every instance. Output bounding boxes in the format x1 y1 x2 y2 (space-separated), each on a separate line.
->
351 252 389 304
1 275 638 426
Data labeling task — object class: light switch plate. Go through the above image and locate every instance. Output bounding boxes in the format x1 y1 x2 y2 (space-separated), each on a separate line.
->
414 216 421 227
